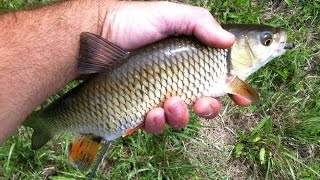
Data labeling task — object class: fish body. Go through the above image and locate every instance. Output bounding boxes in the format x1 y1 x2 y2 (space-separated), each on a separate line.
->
23 24 291 150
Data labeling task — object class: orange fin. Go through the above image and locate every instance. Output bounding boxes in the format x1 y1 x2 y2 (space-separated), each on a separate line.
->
122 123 145 137
227 76 259 103
68 134 102 172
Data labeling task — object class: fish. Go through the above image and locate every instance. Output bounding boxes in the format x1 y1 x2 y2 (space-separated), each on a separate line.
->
23 24 293 171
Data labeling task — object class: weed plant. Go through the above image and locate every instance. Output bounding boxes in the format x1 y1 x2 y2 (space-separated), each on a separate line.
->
0 0 319 179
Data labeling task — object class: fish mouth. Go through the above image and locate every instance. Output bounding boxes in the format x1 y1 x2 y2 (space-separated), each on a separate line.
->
281 30 295 49
284 43 295 49
274 30 294 57
280 31 295 49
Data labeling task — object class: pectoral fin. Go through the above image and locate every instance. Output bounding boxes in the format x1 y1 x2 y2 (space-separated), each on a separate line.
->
227 76 259 103
68 134 102 172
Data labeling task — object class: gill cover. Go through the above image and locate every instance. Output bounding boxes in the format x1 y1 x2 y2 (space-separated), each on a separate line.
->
223 24 288 80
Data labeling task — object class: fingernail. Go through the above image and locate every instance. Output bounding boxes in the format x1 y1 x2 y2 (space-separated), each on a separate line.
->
218 28 235 41
201 108 213 118
148 117 156 127
167 99 184 116
153 117 164 134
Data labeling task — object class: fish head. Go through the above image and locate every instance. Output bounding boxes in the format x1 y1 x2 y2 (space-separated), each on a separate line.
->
223 24 294 80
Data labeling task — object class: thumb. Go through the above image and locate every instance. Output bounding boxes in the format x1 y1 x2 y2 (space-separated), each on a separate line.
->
156 2 235 48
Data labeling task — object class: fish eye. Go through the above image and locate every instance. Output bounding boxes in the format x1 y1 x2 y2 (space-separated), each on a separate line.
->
260 32 273 46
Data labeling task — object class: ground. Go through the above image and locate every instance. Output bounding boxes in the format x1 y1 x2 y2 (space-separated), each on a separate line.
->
0 0 319 179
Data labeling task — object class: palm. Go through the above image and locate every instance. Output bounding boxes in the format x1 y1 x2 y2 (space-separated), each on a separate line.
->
102 2 173 50
101 1 234 51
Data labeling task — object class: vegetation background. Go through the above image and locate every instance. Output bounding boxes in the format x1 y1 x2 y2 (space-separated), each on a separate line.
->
0 0 319 179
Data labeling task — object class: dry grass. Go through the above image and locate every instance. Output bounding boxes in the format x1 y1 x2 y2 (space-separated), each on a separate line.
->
0 0 319 179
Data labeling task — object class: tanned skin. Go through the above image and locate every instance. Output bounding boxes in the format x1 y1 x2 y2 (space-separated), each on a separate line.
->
0 0 249 144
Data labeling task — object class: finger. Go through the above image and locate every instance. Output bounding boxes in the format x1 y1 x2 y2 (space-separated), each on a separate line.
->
194 97 221 119
104 1 235 50
143 108 165 134
164 96 189 129
156 3 236 48
192 8 236 48
228 94 251 107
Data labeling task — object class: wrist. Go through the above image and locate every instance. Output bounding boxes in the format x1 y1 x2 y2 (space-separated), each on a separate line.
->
0 0 116 143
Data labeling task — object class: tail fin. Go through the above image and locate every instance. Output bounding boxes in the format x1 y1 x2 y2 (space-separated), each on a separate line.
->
23 112 53 150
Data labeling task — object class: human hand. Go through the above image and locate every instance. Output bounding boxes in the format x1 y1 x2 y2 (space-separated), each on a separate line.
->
102 1 250 134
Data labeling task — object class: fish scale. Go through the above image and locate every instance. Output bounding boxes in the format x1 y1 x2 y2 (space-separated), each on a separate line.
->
26 24 293 151
22 25 292 172
33 37 228 141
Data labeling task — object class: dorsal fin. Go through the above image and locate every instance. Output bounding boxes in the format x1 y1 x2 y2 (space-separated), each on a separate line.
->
78 32 129 74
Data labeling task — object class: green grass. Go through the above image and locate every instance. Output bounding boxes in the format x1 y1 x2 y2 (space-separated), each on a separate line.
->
0 0 53 12
1 0 319 179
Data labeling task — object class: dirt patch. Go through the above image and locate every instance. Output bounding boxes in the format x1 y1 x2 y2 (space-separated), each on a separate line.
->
188 101 261 178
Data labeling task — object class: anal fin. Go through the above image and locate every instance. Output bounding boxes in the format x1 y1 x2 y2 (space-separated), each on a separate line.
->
68 134 102 172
